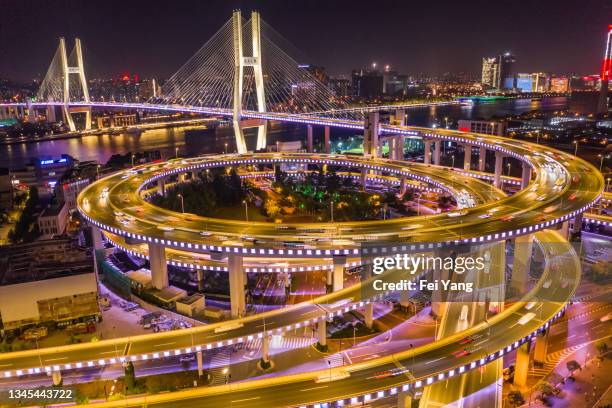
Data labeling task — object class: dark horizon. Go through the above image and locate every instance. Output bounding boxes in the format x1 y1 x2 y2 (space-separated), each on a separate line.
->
1 0 610 82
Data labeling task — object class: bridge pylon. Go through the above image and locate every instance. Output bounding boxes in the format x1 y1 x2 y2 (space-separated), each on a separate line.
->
38 38 91 131
232 10 267 153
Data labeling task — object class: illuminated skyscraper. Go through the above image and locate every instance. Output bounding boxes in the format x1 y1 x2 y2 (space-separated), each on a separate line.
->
598 24 612 113
481 53 516 90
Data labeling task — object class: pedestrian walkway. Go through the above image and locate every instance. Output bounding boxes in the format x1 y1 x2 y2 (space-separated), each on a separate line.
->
209 348 231 385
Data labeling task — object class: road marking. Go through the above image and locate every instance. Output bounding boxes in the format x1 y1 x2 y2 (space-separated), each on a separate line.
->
0 363 13 367
425 356 446 365
44 357 68 362
300 385 328 392
231 397 261 403
153 342 176 347
100 351 120 355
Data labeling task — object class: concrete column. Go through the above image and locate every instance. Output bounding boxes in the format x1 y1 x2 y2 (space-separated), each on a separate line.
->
400 176 407 195
521 164 532 189
433 141 441 166
514 341 532 387
571 213 583 235
479 147 487 171
46 105 56 122
494 151 504 188
364 302 374 329
560 221 570 239
0 106 6 119
394 109 406 126
364 112 380 157
317 318 327 348
360 168 367 192
424 140 432 165
307 125 313 152
324 126 331 153
191 171 198 180
389 138 397 160
534 330 549 366
197 269 205 291
26 98 35 123
332 256 346 292
178 173 186 183
397 390 413 408
326 268 333 293
157 178 166 196
228 254 246 318
52 370 62 386
196 350 204 377
91 225 104 250
262 334 270 364
395 136 403 160
148 242 169 290
511 234 533 294
463 145 472 171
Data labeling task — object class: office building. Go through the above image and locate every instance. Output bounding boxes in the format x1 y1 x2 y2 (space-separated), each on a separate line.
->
481 53 516 89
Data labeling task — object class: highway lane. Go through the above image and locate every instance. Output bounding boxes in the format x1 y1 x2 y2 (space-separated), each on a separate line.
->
66 229 580 408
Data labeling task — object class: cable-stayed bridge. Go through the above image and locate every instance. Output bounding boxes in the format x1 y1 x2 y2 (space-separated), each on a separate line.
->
2 10 460 153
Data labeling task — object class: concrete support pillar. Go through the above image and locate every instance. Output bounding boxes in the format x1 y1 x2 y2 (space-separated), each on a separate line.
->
364 302 374 329
228 254 246 318
400 176 407 195
196 350 204 377
52 370 62 386
262 334 270 364
424 140 431 165
26 98 35 123
324 126 331 153
364 112 380 157
191 171 198 180
479 147 487 171
197 269 205 291
148 242 169 290
307 125 313 152
560 221 570 239
397 390 413 408
389 138 397 160
332 256 346 292
534 330 549 366
433 141 441 166
494 151 504 188
395 136 403 160
46 105 56 122
317 318 327 348
521 164 532 189
91 225 104 250
571 213 583 235
157 178 166 196
178 173 186 183
0 106 6 119
511 234 533 294
360 168 367 192
514 341 532 387
394 109 406 126
463 145 472 171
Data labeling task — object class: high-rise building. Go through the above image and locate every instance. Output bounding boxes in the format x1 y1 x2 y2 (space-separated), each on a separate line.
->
598 24 612 113
352 67 383 98
550 77 570 93
481 53 516 89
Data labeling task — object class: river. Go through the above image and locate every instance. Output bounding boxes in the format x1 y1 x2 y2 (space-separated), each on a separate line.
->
2 97 569 169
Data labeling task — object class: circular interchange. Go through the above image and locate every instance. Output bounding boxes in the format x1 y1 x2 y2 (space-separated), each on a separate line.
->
78 127 603 256
0 125 602 407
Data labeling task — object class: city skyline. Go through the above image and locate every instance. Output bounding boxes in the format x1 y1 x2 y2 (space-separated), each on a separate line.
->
1 0 611 82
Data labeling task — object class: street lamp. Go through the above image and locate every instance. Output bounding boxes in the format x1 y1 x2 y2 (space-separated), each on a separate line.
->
506 163 511 178
451 155 455 169
573 140 579 157
177 193 184 213
598 154 605 172
243 200 248 221
330 200 334 222
96 164 100 179
131 154 135 168
224 143 228 154
222 367 230 384
444 117 448 129
175 147 179 159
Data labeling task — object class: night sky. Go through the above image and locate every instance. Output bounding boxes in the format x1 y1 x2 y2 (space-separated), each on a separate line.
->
1 0 610 82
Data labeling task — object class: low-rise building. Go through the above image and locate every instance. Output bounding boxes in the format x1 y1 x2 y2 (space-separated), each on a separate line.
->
38 201 68 238
458 119 507 136
0 238 100 333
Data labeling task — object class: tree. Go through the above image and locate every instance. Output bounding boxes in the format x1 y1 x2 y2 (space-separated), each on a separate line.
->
566 360 581 374
124 361 136 392
508 390 524 407
264 199 281 218
537 381 558 397
596 342 609 356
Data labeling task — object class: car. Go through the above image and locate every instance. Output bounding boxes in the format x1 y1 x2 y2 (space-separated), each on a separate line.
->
478 213 491 219
199 231 212 237
158 226 175 232
179 355 195 364
501 215 514 221
452 348 472 358
600 312 612 322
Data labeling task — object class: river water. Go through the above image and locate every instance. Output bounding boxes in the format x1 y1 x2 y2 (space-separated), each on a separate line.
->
2 97 569 169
